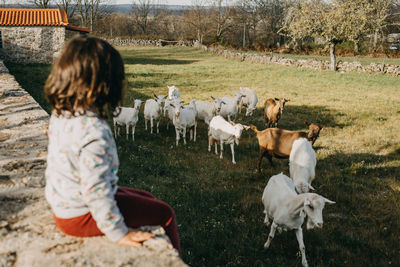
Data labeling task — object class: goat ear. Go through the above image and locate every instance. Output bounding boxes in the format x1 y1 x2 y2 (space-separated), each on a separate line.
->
320 126 325 132
170 104 175 108
299 208 306 217
221 101 226 105
304 121 310 126
130 97 135 102
285 99 290 102
211 96 215 100
274 98 280 101
229 121 235 126
153 93 158 98
323 197 335 205
180 100 185 104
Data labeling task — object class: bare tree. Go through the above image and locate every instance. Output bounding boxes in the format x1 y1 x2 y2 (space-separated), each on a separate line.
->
209 0 235 43
131 0 153 34
76 0 109 31
182 0 210 43
55 0 76 19
29 0 52 8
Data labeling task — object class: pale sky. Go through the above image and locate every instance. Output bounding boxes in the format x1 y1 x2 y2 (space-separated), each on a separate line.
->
8 0 194 6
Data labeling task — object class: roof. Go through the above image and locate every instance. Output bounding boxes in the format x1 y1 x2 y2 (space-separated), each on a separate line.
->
65 25 91 33
0 8 68 26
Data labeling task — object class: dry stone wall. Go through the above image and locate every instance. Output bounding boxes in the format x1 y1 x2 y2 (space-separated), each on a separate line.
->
106 38 193 47
0 26 65 63
193 42 400 76
0 60 186 267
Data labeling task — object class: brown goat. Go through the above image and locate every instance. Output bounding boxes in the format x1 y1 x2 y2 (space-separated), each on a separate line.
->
264 98 290 128
304 121 324 145
250 123 324 172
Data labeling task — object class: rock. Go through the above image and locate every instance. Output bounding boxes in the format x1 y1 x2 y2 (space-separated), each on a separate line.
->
0 60 186 267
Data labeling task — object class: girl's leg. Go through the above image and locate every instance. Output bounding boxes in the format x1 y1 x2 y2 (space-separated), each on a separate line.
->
115 189 181 255
117 186 155 199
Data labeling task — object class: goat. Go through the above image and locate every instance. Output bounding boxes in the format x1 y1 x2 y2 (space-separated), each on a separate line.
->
164 97 183 130
249 124 322 173
239 87 258 116
208 115 249 164
264 98 290 128
220 91 245 122
170 99 197 146
304 121 324 145
167 85 180 100
289 138 317 193
113 98 143 141
195 96 225 125
262 173 335 267
144 93 166 134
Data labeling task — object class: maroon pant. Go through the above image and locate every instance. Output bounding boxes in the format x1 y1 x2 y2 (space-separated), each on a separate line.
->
54 186 181 255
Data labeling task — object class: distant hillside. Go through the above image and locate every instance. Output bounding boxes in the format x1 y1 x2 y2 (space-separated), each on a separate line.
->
111 4 191 14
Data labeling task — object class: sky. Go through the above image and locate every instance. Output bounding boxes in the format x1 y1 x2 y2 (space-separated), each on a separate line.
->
7 0 194 6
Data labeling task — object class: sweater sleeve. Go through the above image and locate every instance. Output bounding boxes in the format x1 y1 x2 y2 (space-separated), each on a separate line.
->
79 134 128 242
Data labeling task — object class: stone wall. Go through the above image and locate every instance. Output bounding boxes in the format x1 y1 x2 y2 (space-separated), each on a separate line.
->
0 26 65 64
0 60 186 267
106 38 194 47
194 42 400 76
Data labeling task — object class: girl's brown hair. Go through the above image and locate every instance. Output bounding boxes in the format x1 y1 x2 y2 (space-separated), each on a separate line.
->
44 36 124 118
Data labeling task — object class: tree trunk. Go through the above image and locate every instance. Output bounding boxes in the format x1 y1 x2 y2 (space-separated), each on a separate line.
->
373 28 379 53
329 42 336 71
354 41 359 56
242 23 246 48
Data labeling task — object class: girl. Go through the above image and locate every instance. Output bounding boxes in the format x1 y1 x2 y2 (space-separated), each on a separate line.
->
44 36 180 254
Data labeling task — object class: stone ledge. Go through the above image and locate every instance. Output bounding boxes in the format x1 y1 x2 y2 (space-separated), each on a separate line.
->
0 60 186 267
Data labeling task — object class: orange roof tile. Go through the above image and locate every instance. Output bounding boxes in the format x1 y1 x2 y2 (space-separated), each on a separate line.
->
0 8 69 26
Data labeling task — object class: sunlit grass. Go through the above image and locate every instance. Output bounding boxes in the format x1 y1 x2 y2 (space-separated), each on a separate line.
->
7 46 400 267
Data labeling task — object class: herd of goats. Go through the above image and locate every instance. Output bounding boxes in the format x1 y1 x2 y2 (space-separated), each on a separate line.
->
113 85 335 267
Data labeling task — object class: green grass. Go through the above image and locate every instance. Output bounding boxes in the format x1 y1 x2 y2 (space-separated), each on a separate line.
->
6 46 400 267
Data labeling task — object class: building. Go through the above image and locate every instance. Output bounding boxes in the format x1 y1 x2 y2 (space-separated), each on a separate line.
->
0 8 90 63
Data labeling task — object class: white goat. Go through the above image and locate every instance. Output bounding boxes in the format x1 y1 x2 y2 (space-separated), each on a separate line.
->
113 99 143 141
262 173 335 267
164 98 183 130
144 93 166 134
195 96 225 125
167 85 180 100
220 91 244 122
239 87 258 116
208 115 249 164
289 138 317 193
171 99 197 146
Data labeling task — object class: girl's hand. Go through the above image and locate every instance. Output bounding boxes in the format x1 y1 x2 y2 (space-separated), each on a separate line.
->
116 228 155 247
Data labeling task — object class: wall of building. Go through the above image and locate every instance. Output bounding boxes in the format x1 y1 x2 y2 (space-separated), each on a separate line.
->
0 26 65 63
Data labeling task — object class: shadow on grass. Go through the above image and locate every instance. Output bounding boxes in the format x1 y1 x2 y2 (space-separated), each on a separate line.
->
234 104 349 132
124 57 198 65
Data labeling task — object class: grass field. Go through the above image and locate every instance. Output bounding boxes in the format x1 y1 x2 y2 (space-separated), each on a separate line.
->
6 46 400 267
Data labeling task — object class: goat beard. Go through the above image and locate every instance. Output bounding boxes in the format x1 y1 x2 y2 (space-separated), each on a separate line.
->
306 216 316 230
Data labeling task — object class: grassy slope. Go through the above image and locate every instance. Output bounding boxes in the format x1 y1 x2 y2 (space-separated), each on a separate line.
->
6 47 400 267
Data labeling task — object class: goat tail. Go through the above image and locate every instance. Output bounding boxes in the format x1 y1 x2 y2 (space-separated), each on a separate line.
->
249 124 259 133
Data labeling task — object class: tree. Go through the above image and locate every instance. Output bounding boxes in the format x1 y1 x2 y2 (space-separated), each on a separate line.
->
131 0 153 35
281 0 372 70
209 0 235 43
55 0 76 19
76 0 109 31
182 0 210 43
29 0 52 8
367 0 394 53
